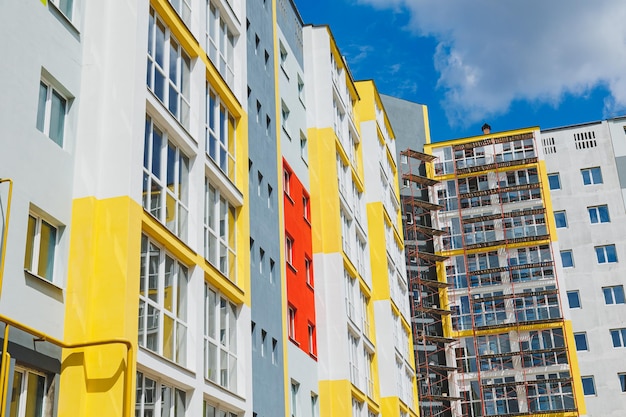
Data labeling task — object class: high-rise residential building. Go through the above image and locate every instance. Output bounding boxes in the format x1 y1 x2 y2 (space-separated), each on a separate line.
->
0 2 419 417
541 118 626 417
423 127 586 417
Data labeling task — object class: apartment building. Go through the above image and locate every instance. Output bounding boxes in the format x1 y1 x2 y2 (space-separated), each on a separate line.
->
541 118 626 417
0 1 424 417
424 128 586 417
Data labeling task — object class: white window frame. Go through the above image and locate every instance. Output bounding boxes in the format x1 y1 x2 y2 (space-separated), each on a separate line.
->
290 380 299 417
581 376 596 396
283 168 291 196
581 167 603 185
204 283 239 392
24 211 59 283
574 332 588 351
138 235 189 365
36 79 68 147
203 399 238 417
204 179 237 280
547 173 561 190
281 101 291 138
9 367 49 417
596 244 618 264
136 371 187 417
206 87 236 180
143 116 190 240
206 1 236 87
603 285 626 305
169 0 191 27
611 328 626 348
288 306 296 340
285 235 294 266
554 211 567 228
147 9 191 128
588 204 610 224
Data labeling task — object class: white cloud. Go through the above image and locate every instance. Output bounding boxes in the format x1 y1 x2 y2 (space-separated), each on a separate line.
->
357 0 626 126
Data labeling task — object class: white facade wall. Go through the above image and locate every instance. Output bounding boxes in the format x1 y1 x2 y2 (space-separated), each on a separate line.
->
542 119 626 417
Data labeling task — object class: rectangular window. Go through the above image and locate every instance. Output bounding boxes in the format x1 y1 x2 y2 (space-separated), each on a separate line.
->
304 257 312 286
290 381 299 417
272 338 277 365
560 250 574 268
283 168 291 196
269 258 275 283
588 205 610 224
8 368 49 417
206 2 236 87
138 235 189 365
50 0 74 19
259 248 265 274
554 211 567 228
581 376 596 395
147 9 191 127
596 244 618 264
204 179 237 280
300 132 308 162
308 323 315 355
169 0 191 26
285 236 294 265
611 328 626 347
206 87 236 180
574 332 588 351
581 167 603 185
260 330 266 357
619 373 626 393
303 193 310 221
36 79 67 147
297 75 305 103
566 291 581 308
143 116 190 240
279 42 288 74
547 173 561 190
136 371 186 417
24 212 58 282
603 285 626 304
281 101 290 137
204 283 238 392
288 306 296 340
203 400 238 417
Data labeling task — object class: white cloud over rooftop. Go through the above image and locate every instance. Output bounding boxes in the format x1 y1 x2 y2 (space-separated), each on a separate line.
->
358 0 626 126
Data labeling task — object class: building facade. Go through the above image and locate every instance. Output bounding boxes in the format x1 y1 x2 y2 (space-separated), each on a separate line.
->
541 118 626 417
424 128 586 417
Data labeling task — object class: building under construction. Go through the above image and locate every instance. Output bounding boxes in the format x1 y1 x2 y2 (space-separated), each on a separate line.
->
419 126 587 417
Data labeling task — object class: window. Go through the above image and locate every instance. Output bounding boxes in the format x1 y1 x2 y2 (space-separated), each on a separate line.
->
268 185 273 209
143 116 190 240
588 205 610 224
207 2 236 87
619 373 626 393
259 248 265 273
554 211 567 228
272 338 277 364
204 284 238 391
581 167 603 185
547 173 561 190
300 132 308 162
260 330 266 357
285 236 294 265
24 212 58 282
257 172 263 196
50 0 74 19
169 0 191 26
308 323 315 355
603 285 626 304
204 179 237 280
566 291 581 309
581 376 596 396
206 88 236 179
147 9 191 127
303 193 310 221
266 115 271 136
304 257 312 286
279 42 288 74
311 394 318 417
283 168 291 196
290 381 299 417
574 332 588 351
611 328 626 347
288 306 296 340
281 101 290 137
297 75 305 103
36 79 67 147
139 235 189 365
8 368 49 417
560 250 574 268
203 400 238 417
596 244 618 264
136 371 186 417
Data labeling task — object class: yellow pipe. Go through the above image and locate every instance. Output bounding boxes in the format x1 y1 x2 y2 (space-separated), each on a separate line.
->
0 179 13 298
0 352 10 417
0 324 8 415
0 314 133 417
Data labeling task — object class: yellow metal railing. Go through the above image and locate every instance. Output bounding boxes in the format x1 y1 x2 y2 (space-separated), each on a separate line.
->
0 314 134 417
0 179 13 298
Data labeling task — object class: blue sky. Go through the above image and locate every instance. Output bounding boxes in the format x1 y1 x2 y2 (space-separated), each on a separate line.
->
294 0 626 142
